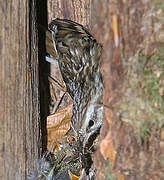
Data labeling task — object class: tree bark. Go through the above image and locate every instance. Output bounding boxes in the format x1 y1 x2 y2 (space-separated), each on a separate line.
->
91 0 164 179
0 0 40 179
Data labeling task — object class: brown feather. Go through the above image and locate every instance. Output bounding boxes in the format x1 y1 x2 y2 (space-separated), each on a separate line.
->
48 18 104 147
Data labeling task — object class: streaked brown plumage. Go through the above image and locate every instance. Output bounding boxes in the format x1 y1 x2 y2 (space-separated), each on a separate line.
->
48 18 104 147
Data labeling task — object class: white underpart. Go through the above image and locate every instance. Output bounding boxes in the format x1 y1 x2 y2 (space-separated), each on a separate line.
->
45 55 58 65
51 28 58 53
45 27 59 65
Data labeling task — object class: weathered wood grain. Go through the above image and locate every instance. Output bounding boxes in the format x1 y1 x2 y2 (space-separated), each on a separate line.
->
0 0 40 179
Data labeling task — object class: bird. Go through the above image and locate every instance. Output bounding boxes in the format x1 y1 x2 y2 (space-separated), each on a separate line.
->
47 18 104 147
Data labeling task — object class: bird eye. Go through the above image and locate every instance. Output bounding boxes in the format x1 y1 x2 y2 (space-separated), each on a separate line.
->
88 120 94 127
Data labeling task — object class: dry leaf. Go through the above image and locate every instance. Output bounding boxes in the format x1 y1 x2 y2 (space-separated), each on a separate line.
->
100 131 116 163
100 107 124 180
100 132 124 180
47 104 72 150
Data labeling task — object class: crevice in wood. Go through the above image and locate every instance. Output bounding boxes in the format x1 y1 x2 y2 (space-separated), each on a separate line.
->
36 0 49 152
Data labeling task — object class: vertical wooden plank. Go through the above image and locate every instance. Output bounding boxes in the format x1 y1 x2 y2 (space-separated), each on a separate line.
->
47 0 90 25
0 0 40 179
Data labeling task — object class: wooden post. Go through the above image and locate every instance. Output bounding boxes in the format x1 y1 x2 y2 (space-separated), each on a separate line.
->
47 0 90 25
0 0 40 179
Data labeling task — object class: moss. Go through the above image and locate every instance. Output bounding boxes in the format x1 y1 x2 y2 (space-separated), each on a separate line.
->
118 48 164 145
142 48 164 120
151 0 164 12
104 161 118 180
137 121 151 148
159 156 164 163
